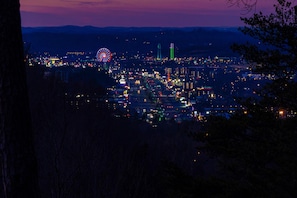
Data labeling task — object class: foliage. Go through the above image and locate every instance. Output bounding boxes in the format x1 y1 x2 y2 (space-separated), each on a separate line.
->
233 0 297 77
179 1 297 197
196 113 297 197
232 0 297 111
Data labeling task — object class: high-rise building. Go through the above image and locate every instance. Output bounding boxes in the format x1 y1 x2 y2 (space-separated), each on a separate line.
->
170 43 174 60
166 67 172 81
157 43 162 60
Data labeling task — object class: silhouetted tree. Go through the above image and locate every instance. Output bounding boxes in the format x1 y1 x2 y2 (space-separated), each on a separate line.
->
0 0 39 197
232 0 297 111
191 0 297 197
163 1 297 197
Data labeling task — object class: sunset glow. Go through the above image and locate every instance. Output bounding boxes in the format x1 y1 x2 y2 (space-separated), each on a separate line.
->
20 0 275 27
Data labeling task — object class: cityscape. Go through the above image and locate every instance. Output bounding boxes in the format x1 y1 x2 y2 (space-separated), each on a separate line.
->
26 35 292 127
1 0 297 197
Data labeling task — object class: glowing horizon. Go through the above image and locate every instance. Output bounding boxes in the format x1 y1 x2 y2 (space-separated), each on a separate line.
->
20 0 275 27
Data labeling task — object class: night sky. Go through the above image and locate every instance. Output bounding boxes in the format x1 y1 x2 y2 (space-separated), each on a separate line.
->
20 0 274 27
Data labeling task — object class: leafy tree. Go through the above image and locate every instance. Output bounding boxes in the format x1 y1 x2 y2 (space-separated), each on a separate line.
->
232 0 297 112
196 113 297 197
0 0 39 197
181 1 297 197
207 0 296 193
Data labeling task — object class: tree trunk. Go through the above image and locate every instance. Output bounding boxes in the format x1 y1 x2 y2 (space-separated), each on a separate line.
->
0 0 39 197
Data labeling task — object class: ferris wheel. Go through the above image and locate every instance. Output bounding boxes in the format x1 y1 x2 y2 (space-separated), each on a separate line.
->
96 48 112 63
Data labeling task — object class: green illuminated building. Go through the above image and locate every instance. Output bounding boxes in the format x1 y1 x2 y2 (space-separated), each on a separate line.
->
170 43 174 60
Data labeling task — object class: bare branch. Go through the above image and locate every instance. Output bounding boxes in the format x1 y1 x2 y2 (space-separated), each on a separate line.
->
226 0 258 14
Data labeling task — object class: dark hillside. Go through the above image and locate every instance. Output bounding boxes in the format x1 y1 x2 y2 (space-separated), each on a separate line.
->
26 65 200 198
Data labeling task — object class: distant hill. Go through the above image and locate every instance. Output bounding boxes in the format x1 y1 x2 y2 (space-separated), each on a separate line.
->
22 26 253 57
22 26 174 34
22 26 240 34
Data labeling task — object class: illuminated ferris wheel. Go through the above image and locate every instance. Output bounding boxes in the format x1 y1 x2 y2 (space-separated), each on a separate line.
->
96 48 112 63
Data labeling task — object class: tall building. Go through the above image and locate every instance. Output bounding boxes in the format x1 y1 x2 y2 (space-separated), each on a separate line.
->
157 43 162 60
166 67 172 81
170 43 174 60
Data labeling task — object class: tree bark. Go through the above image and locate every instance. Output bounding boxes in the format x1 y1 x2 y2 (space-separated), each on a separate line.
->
0 0 39 197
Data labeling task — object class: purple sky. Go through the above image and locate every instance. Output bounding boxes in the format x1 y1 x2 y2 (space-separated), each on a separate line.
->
20 0 275 27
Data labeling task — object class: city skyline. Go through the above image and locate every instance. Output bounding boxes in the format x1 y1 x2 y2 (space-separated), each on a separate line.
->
21 0 274 27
